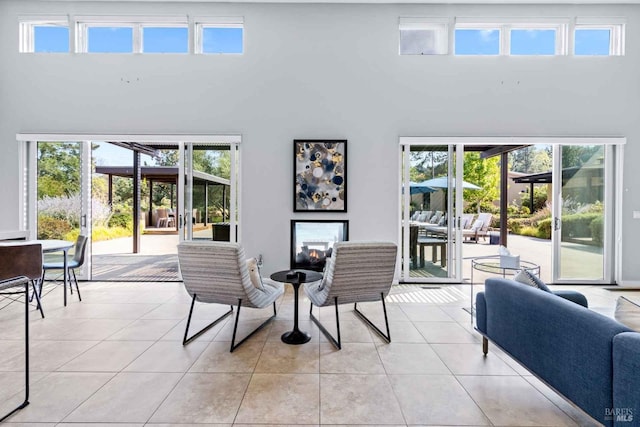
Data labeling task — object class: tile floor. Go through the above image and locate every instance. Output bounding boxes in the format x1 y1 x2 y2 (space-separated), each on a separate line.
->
0 280 634 426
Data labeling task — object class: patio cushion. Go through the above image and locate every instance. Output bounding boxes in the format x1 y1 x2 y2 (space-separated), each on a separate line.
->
513 269 552 293
469 219 483 231
615 296 640 332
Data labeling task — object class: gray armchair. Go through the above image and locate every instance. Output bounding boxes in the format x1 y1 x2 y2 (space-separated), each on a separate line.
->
303 241 397 349
177 241 284 352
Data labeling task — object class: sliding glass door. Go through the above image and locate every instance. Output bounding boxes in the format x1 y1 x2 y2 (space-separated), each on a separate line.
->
552 144 614 283
400 143 464 283
179 141 239 243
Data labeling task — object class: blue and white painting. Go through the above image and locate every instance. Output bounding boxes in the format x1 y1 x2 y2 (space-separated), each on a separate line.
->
294 140 347 212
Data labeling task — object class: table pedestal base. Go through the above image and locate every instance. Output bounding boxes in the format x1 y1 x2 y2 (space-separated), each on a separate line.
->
281 329 311 345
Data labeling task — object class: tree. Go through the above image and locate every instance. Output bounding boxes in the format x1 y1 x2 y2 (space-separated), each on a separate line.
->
37 142 81 198
509 146 552 173
409 149 448 182
463 152 500 213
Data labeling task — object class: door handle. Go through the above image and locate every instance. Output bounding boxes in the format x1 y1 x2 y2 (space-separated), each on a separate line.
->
81 214 87 227
554 217 560 231
179 214 183 229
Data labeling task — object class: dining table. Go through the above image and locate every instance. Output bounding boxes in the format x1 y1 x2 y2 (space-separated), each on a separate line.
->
0 239 75 306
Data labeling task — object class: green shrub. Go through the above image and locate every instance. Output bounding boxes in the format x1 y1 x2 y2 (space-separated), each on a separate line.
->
561 213 602 239
507 218 522 233
38 215 73 240
108 212 133 230
537 218 552 239
590 215 604 244
92 226 131 241
518 226 539 237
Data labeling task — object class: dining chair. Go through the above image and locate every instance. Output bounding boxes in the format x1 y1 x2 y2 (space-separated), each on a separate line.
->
41 235 87 303
0 243 45 318
303 241 397 349
0 243 46 422
177 241 284 352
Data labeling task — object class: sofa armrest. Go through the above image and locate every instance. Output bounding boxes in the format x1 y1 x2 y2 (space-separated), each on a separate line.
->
553 290 589 308
613 332 640 425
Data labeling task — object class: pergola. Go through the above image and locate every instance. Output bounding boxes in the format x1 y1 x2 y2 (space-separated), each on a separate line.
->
95 165 230 252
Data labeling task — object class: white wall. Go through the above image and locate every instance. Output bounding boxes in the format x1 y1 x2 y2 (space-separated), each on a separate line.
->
1 1 639 281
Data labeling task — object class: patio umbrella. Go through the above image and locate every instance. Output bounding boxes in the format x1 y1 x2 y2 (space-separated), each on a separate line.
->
419 176 481 190
404 181 436 195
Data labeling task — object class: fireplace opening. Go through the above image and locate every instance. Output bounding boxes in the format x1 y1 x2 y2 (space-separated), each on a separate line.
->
291 220 348 271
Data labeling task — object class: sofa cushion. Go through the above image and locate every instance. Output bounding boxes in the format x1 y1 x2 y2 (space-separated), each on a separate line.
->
614 296 640 332
246 258 264 291
513 269 552 293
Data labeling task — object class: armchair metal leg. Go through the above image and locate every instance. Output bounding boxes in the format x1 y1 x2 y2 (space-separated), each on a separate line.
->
183 294 233 345
354 293 391 343
309 297 342 350
229 298 277 352
482 337 489 355
0 282 30 422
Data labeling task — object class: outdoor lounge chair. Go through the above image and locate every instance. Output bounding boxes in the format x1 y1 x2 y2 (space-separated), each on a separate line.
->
463 212 493 242
177 241 284 352
303 241 397 350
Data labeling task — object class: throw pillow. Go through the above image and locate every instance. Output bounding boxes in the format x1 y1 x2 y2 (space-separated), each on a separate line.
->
513 269 552 293
437 216 446 226
246 258 264 291
417 213 428 222
615 296 640 332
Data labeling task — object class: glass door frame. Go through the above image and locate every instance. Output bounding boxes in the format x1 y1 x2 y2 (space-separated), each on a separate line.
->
399 136 625 286
399 140 464 283
551 143 617 284
22 138 92 280
19 133 242 280
179 140 240 243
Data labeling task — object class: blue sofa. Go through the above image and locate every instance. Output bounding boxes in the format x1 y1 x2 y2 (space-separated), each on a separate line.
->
476 278 640 426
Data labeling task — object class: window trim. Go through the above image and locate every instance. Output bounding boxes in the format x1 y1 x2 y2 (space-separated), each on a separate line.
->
574 20 625 56
398 17 450 55
19 16 70 53
194 17 244 55
74 15 189 54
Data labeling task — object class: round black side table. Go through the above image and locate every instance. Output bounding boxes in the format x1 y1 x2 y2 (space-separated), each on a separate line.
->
270 269 323 345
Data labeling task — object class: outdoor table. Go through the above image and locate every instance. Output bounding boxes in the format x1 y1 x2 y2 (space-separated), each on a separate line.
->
270 269 323 345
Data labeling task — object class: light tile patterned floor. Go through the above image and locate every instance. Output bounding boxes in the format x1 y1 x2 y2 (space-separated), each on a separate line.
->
0 280 634 426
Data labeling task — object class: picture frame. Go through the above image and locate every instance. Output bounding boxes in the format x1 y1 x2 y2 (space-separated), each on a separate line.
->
293 139 347 212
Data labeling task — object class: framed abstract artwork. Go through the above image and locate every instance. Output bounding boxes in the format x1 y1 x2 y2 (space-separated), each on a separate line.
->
293 139 347 212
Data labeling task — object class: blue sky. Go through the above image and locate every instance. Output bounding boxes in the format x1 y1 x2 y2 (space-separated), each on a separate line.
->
34 25 243 53
34 25 609 55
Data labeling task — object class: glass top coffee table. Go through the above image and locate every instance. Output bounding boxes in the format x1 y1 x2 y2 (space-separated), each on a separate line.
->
270 269 323 345
469 256 540 318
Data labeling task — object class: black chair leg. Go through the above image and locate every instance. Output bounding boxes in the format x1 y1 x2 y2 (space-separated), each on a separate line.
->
0 282 30 422
71 269 81 301
183 294 233 345
229 298 277 352
31 281 44 319
309 297 342 350
353 293 391 343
